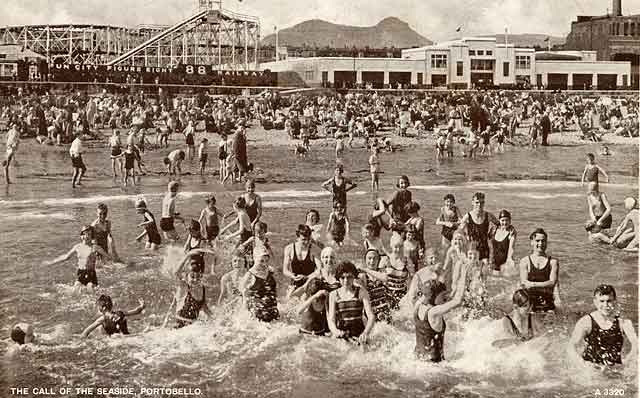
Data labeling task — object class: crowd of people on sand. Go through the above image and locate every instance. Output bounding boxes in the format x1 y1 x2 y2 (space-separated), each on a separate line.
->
3 87 638 371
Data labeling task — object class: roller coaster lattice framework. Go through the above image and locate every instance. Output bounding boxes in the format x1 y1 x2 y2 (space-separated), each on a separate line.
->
0 2 268 70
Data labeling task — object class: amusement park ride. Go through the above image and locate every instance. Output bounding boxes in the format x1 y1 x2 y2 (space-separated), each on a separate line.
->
0 0 261 70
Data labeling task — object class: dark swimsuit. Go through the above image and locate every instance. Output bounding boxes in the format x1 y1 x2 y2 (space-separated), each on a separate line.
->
414 307 446 362
332 178 348 209
492 229 512 271
245 198 259 223
93 224 109 254
367 277 391 322
142 210 162 245
330 216 347 244
335 287 365 338
291 244 316 288
440 206 459 241
467 212 491 260
185 236 205 273
246 272 279 322
102 311 129 335
582 315 623 366
525 256 555 312
176 286 206 328
299 304 329 336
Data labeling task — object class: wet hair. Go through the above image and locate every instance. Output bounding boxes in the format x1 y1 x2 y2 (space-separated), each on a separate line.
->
498 209 511 220
472 192 485 201
11 325 27 345
404 224 418 235
245 179 255 188
593 284 616 299
420 280 448 305
206 196 216 204
396 175 410 188
234 196 247 209
529 228 548 240
97 203 108 213
306 278 326 297
80 225 95 237
168 181 179 192
586 153 595 161
335 163 344 173
334 261 358 279
443 194 455 202
163 157 171 165
405 201 420 214
362 223 376 233
97 294 113 312
189 219 201 233
512 289 531 307
306 209 320 221
253 221 268 233
296 224 312 238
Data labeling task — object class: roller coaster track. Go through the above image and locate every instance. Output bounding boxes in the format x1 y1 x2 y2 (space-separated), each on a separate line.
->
107 9 210 66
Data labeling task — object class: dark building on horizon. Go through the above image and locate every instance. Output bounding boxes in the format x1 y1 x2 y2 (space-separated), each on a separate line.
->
565 0 640 88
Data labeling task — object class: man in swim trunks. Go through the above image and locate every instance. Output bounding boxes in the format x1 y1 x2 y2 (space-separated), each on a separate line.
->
570 285 637 367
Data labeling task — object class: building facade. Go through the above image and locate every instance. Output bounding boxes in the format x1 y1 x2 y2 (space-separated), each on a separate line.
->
564 0 640 88
261 37 631 90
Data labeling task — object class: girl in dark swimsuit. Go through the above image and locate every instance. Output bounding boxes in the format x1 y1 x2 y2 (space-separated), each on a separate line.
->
171 259 212 328
492 210 517 274
436 193 462 251
81 294 145 338
242 179 263 226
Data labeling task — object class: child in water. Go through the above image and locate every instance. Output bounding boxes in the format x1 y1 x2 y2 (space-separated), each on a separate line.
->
327 202 350 247
297 278 329 336
81 295 145 338
218 250 247 306
492 289 536 348
134 199 162 250
91 203 121 263
199 195 220 247
581 153 610 186
43 225 112 289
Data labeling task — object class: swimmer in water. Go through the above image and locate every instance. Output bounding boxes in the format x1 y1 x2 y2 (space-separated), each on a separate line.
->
134 198 162 250
297 278 330 336
585 181 612 244
199 195 220 247
608 197 639 251
91 203 121 263
492 289 537 348
81 295 145 338
160 181 184 242
581 153 610 186
170 254 213 328
43 225 112 289
10 323 35 345
217 250 247 306
570 284 638 367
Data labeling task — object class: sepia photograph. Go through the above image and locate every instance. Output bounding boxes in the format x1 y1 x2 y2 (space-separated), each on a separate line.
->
0 0 638 397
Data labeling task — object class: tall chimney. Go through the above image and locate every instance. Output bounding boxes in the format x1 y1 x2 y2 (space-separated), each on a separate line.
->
612 0 622 16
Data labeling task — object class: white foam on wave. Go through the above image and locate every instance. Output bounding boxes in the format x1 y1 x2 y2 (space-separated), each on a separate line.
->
511 193 583 200
263 200 321 208
0 211 75 221
42 194 142 206
260 190 331 199
413 180 637 192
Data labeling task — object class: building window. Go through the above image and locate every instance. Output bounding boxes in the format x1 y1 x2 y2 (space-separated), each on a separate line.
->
304 70 314 80
321 71 328 82
417 72 423 84
516 55 530 69
486 50 492 56
477 50 484 56
431 54 447 68
631 23 636 36
456 61 463 76
624 22 629 36
622 75 628 86
503 62 509 77
469 50 476 56
471 59 494 71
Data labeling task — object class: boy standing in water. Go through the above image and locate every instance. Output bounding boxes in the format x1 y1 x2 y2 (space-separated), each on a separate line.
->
570 285 637 367
160 181 184 242
135 198 162 250
43 225 112 289
91 203 121 263
581 153 610 186
368 145 381 192
199 195 220 246
4 121 20 184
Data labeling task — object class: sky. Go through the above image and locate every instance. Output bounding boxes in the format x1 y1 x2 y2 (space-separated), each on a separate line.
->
2 0 640 42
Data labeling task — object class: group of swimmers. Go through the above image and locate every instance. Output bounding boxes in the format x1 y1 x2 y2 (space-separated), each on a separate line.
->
8 165 636 371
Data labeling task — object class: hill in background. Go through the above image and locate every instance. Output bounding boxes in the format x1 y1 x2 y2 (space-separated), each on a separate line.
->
261 17 432 49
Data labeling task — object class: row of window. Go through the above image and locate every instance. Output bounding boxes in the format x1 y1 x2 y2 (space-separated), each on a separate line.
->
468 50 493 56
430 54 531 70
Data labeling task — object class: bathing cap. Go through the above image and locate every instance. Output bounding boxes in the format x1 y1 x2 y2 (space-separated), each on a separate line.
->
624 197 637 209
